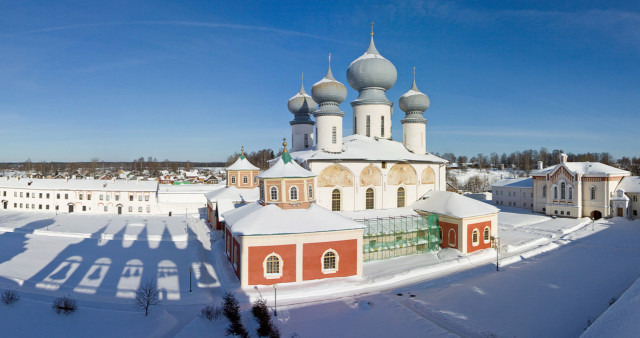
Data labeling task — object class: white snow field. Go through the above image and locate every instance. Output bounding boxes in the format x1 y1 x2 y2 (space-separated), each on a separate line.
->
0 208 638 337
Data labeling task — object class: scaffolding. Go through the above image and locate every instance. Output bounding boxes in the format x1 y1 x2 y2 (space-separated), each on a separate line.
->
356 214 440 262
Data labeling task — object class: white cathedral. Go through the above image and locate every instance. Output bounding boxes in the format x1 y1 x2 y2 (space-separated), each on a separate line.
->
286 32 447 212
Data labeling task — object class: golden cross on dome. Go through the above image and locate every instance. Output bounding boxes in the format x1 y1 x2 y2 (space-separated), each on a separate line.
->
328 53 331 63
370 21 374 36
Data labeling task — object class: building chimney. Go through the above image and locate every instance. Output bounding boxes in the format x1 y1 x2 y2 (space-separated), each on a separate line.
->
538 161 543 170
560 153 568 164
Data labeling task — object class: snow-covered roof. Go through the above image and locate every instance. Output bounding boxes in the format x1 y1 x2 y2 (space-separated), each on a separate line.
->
158 183 224 193
492 177 533 188
617 176 640 193
0 178 158 192
223 202 365 236
205 186 260 203
290 134 447 164
532 162 629 176
411 190 499 219
259 152 315 179
226 156 260 171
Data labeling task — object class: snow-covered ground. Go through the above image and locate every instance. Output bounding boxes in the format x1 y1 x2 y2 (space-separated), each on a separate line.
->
448 168 523 187
0 209 638 337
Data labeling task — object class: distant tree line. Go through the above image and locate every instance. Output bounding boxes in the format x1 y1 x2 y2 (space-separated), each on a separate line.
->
436 147 640 176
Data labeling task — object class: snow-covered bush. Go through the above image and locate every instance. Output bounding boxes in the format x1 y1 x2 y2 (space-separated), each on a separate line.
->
251 298 280 338
199 304 222 321
222 292 248 338
1 290 20 305
52 296 77 315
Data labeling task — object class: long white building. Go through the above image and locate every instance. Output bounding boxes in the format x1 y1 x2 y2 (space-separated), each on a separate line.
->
0 177 160 215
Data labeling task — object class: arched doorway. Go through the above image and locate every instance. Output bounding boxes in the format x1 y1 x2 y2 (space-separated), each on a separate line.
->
117 204 123 215
2 200 7 209
591 210 602 220
68 204 74 213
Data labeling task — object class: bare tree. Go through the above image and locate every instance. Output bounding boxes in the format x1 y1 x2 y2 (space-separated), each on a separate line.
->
135 280 160 316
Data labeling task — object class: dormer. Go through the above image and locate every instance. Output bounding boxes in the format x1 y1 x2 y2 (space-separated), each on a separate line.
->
226 147 260 189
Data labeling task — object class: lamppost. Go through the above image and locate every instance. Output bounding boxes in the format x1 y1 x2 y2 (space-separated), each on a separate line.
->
189 267 193 292
591 217 595 231
491 235 500 272
273 284 278 316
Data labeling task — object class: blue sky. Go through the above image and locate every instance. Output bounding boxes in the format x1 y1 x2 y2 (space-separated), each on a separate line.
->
1 0 639 162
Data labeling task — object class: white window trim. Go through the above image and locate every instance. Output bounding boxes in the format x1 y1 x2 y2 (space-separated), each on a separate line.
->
270 186 278 201
448 228 456 246
483 226 491 244
308 184 313 199
264 253 283 279
243 175 248 184
472 229 480 246
321 249 339 274
289 186 298 201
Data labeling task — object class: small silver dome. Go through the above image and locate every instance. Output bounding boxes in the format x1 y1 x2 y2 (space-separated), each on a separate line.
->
346 36 397 91
399 78 430 113
288 83 317 116
312 62 347 104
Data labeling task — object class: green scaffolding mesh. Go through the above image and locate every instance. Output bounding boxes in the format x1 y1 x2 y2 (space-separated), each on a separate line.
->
356 214 440 262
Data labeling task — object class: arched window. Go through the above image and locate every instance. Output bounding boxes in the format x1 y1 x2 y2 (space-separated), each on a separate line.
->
332 126 337 144
397 187 405 207
322 250 338 273
448 229 456 246
365 188 374 209
484 227 490 242
270 187 278 201
231 176 236 184
308 185 313 199
472 229 479 245
561 182 566 199
290 186 298 200
254 176 257 183
568 187 573 200
591 186 596 200
438 227 443 243
242 175 248 184
554 186 558 199
542 185 547 198
264 254 282 277
381 116 385 137
331 189 341 211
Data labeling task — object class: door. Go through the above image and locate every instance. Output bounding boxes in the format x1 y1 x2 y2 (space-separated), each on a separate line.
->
118 206 122 215
617 208 623 217
68 204 74 213
2 201 6 209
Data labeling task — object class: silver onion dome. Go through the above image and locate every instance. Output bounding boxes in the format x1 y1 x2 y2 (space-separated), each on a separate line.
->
311 57 347 104
399 77 430 113
346 36 397 92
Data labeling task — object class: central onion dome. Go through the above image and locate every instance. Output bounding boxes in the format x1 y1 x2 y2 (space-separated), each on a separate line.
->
346 36 397 92
399 77 430 114
288 80 317 124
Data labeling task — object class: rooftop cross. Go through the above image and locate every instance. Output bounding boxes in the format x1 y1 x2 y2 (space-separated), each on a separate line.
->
370 21 374 36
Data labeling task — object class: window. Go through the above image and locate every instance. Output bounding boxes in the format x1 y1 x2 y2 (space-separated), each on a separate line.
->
332 126 337 144
322 250 338 273
365 188 374 209
554 187 558 199
590 186 596 200
146 206 150 213
633 195 638 202
79 194 83 200
138 207 142 212
39 193 42 198
354 117 357 134
129 206 133 212
145 195 149 201
104 206 108 212
381 162 386 169
138 195 142 201
46 205 49 210
243 175 248 184
265 254 281 277
87 194 91 200
106 195 110 201
308 185 313 199
100 194 103 201
270 187 278 201
39 204 42 209
290 186 298 200
129 195 134 201
472 229 479 245
231 176 236 184
366 115 370 137
561 211 564 215
554 210 558 214
567 211 570 216
46 193 50 199
439 227 443 243
64 194 68 199
397 187 405 208
560 182 565 199
26 204 29 209
304 134 309 148
332 189 341 211
381 116 385 137
484 227 490 242
115 194 119 201
254 176 258 184
568 187 573 200
634 210 637 216
82 206 86 211
26 192 29 198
